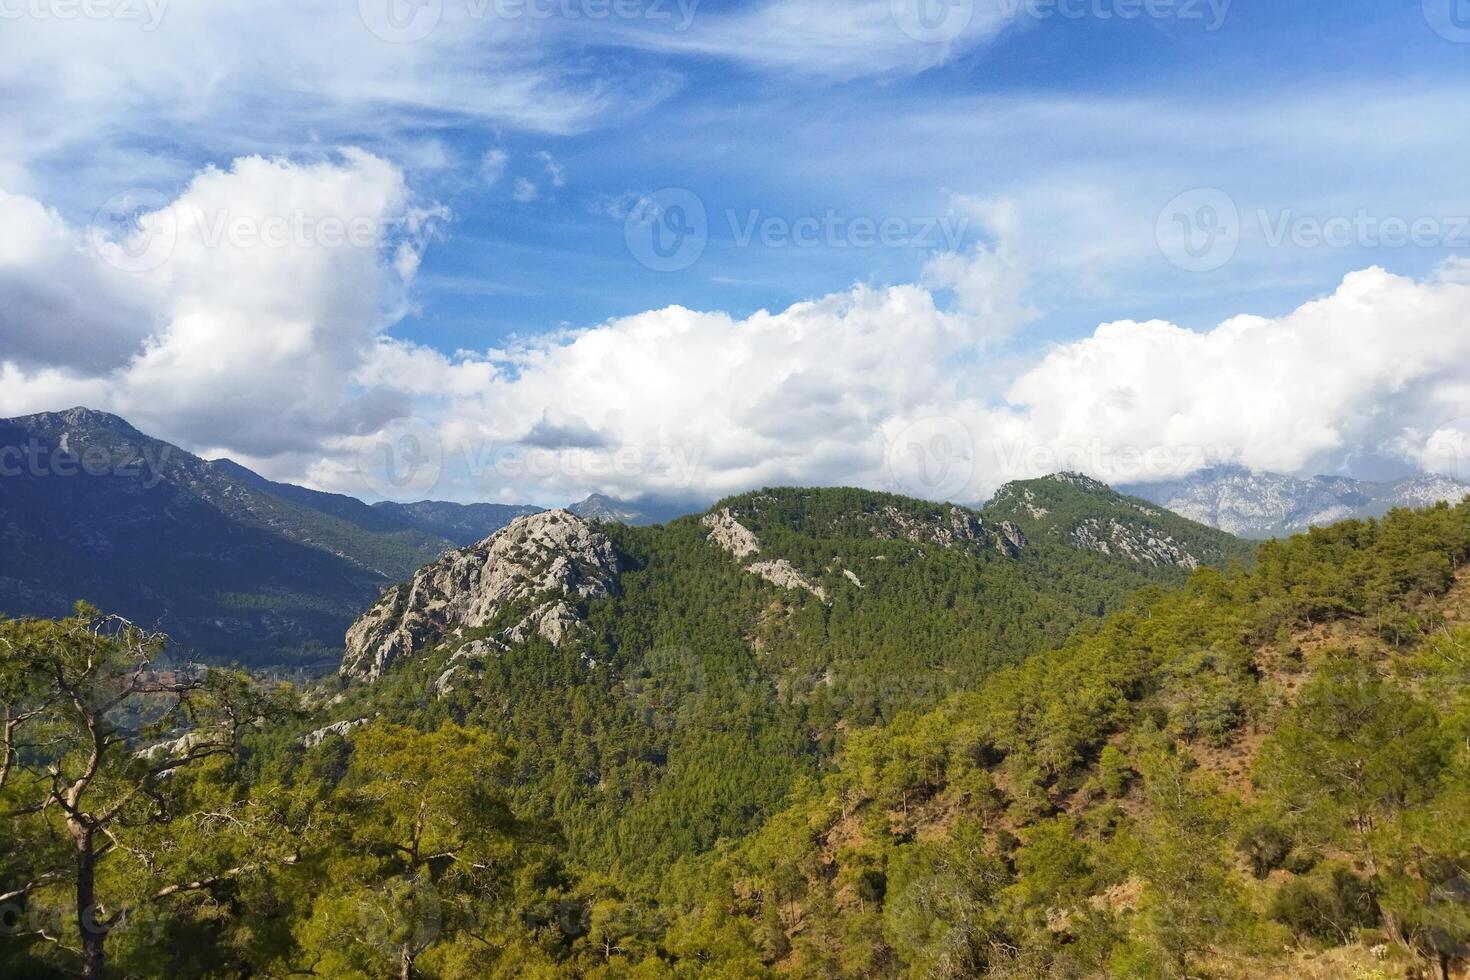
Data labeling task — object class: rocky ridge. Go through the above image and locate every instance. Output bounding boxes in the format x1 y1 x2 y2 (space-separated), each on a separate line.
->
340 510 618 681
701 508 830 599
699 500 1026 600
1123 465 1470 538
983 472 1249 570
1070 517 1201 569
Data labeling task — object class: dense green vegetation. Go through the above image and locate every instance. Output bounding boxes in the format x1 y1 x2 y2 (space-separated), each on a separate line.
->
331 485 1234 883
4 490 1468 977
985 472 1256 569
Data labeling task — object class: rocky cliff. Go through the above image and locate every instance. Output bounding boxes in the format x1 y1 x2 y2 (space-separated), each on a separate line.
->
340 510 619 680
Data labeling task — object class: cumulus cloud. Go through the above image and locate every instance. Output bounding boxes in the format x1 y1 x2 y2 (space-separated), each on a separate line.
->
7 149 1470 508
988 264 1470 488
0 149 436 458
313 258 1470 506
0 191 157 372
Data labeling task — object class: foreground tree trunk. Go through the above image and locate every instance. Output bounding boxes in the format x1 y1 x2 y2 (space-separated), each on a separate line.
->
74 827 107 980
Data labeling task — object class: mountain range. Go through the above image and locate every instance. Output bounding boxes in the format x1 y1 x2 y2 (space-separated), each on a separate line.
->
325 479 1250 873
0 408 680 666
1123 464 1470 538
7 412 1470 977
8 407 1463 670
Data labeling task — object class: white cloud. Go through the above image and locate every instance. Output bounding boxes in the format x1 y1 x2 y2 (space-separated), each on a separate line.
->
8 150 1470 508
535 150 567 189
0 191 158 372
601 0 1013 79
986 263 1470 488
0 149 434 457
512 178 540 203
317 257 1470 506
481 149 510 186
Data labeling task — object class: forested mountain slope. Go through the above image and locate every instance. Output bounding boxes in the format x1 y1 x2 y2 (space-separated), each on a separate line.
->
984 471 1253 568
328 482 1248 881
640 500 1470 979
0 408 457 665
6 496 1469 978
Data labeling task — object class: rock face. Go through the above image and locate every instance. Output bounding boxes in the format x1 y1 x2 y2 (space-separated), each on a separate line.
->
995 520 1028 558
340 510 619 681
702 508 762 558
1070 518 1200 569
1123 466 1470 539
702 508 828 599
844 504 1026 558
699 496 1025 602
299 718 369 748
747 559 828 601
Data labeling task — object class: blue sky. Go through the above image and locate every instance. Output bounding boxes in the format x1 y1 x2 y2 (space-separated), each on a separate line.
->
4 0 1470 505
385 0 1470 349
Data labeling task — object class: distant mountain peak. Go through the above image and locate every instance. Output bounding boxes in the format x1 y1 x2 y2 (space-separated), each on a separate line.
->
984 471 1250 570
11 406 144 436
1045 471 1113 492
1122 467 1470 538
0 408 468 665
567 493 693 526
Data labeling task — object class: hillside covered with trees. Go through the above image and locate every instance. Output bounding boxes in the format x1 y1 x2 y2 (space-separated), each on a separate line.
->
3 493 1468 977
